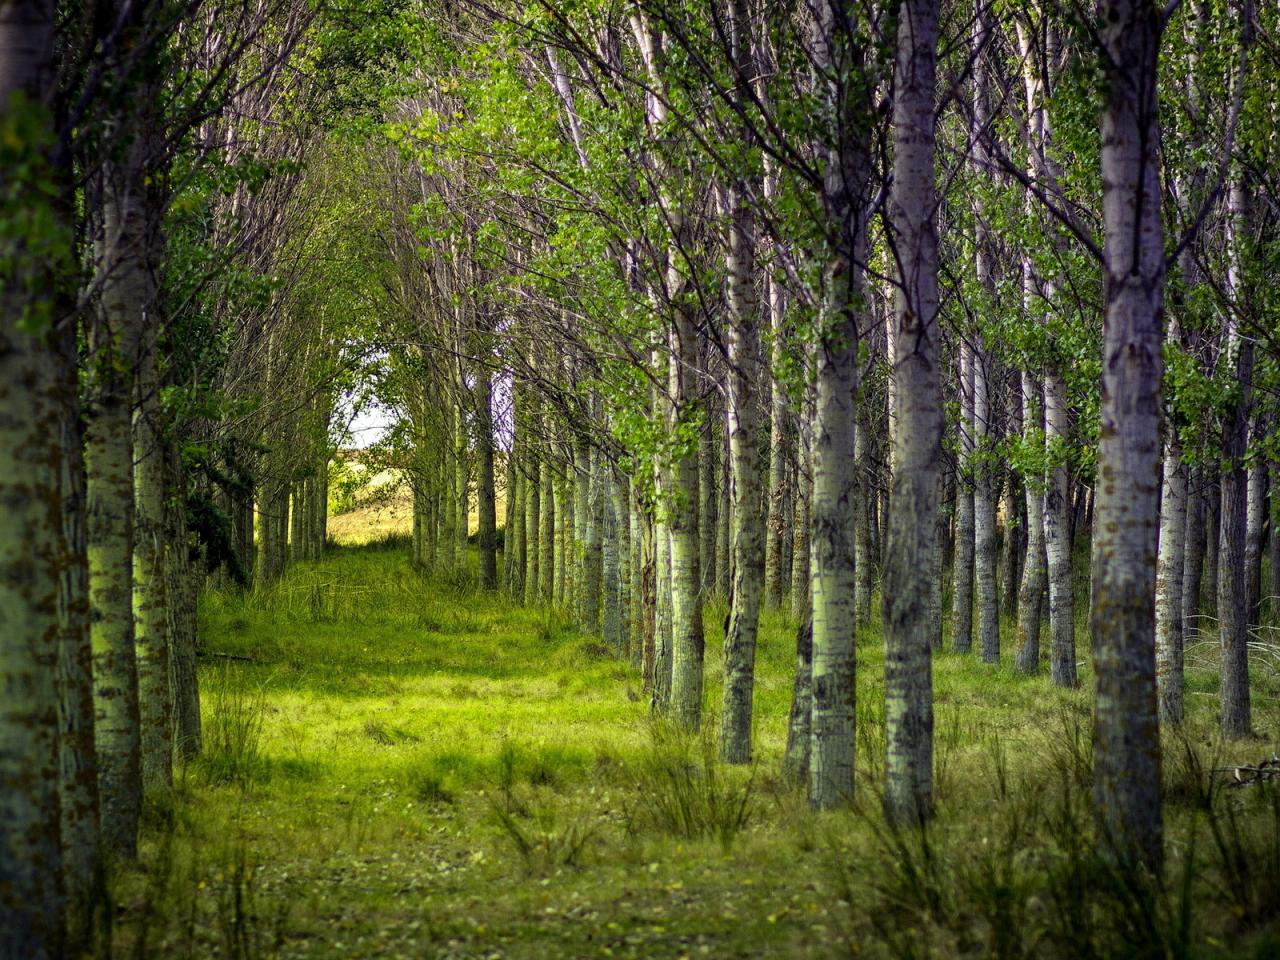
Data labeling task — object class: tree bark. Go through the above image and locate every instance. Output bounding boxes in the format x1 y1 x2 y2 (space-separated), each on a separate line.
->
1219 181 1253 738
1045 368 1076 687
1091 0 1165 871
476 369 498 589
539 457 555 601
0 4 68 942
783 619 814 785
134 331 174 791
807 0 868 811
1015 369 1047 674
720 28 766 756
1156 437 1187 724
883 0 940 825
54 322 101 936
952 340 975 652
974 340 999 663
1181 466 1205 626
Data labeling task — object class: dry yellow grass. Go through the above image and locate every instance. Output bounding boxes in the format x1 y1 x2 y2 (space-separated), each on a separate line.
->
326 469 506 545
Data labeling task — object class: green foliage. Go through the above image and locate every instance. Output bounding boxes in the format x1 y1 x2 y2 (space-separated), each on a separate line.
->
0 92 72 333
327 458 370 515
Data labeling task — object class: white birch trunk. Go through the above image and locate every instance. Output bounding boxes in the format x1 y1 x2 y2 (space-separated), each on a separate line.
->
1091 0 1166 870
0 4 66 945
807 0 867 810
883 0 940 824
952 341 975 652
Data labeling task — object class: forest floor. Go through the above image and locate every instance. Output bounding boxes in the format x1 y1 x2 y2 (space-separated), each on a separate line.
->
110 538 1280 959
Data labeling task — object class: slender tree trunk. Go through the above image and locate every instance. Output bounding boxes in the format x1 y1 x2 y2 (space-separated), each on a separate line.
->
554 469 569 604
807 0 867 810
668 316 704 729
1016 369 1047 674
1269 460 1280 621
88 125 147 859
630 486 645 667
476 370 498 589
1156 437 1187 724
523 432 541 606
134 336 174 790
539 457 555 601
973 340 999 663
454 402 469 568
1045 368 1076 687
1091 0 1165 870
854 406 874 625
1244 454 1264 623
791 398 813 624
604 470 625 654
505 423 520 596
54 323 101 936
653 506 673 710
1219 181 1253 738
783 618 814 785
698 407 718 595
1181 466 1205 626
764 276 788 610
952 341 975 652
883 0 940 824
716 420 731 598
1204 473 1219 617
439 448 456 571
574 437 590 623
1001 472 1023 621
585 445 605 634
721 66 766 757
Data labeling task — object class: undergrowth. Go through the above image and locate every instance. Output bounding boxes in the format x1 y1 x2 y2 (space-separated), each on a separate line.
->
95 541 1280 959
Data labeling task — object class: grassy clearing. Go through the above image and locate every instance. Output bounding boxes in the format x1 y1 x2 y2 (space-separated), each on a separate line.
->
104 538 1280 959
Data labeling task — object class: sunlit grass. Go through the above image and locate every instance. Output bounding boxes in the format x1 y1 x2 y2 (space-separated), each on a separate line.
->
101 540 1280 959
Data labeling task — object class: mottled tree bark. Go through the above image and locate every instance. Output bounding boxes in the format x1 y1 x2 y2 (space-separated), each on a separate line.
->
952 340 975 652
1090 0 1165 871
807 0 868 811
783 619 814 785
55 323 101 936
1156 437 1187 724
791 400 813 624
974 341 999 663
1270 461 1280 621
698 410 718 594
0 2 67 946
476 369 498 589
1181 467 1205 626
523 423 541 606
539 457 555 601
764 280 788 610
1015 369 1047 674
87 107 147 859
1045 368 1076 687
667 319 704 729
603 468 624 653
1244 454 1264 623
720 17 766 756
884 0 940 824
1219 181 1253 738
134 332 174 791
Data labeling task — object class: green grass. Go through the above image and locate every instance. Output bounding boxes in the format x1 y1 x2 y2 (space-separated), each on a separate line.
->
103 540 1280 959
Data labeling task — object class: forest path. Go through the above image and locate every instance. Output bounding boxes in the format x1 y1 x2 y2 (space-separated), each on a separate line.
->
120 539 833 959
